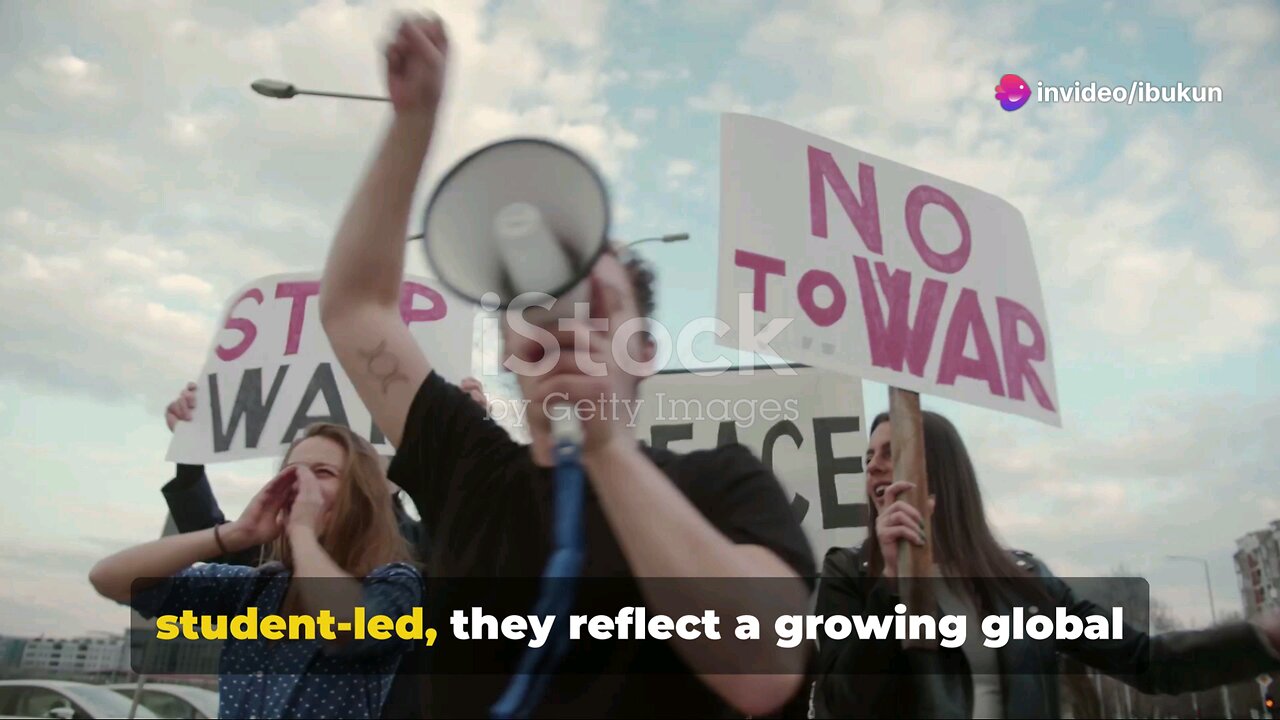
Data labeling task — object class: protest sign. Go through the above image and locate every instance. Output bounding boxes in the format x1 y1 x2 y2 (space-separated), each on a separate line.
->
633 366 867 560
717 113 1059 427
478 320 869 560
166 271 475 464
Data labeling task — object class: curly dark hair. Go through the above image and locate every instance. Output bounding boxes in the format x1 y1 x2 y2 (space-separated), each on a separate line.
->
608 243 657 318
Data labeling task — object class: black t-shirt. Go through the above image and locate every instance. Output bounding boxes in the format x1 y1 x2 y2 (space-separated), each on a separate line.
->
389 371 815 719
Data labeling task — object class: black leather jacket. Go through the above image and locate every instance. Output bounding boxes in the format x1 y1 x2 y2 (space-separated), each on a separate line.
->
813 544 1280 719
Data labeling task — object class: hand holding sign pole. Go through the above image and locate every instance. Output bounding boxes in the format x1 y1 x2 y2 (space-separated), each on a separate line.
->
717 114 1059 646
889 387 938 647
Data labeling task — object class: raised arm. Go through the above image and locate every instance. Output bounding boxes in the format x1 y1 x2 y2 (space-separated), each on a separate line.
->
285 468 423 656
319 15 449 448
160 382 263 565
1048 567 1280 693
162 382 227 533
91 467 297 602
285 468 363 621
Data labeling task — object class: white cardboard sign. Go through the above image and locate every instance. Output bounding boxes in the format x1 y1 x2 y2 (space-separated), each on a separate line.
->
632 366 868 561
166 272 475 463
717 113 1060 426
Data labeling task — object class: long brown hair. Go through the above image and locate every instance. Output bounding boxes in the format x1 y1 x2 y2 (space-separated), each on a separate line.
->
865 411 1043 611
267 423 413 578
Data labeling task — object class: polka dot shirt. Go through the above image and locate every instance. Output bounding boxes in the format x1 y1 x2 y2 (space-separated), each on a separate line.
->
130 561 422 719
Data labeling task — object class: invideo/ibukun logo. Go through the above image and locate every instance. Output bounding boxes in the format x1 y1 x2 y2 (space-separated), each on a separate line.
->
995 74 1030 111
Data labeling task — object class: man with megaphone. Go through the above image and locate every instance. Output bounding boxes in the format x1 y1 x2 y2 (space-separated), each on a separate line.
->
318 12 815 720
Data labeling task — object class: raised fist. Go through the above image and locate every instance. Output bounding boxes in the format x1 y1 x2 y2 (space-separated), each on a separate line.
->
165 382 197 433
385 13 449 116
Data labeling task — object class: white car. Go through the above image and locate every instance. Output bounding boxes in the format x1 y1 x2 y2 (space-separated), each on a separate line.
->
0 680 158 719
107 683 218 720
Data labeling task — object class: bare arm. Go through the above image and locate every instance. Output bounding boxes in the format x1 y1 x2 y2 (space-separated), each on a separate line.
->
319 16 449 448
91 467 296 602
89 525 259 603
581 440 811 717
285 470 363 625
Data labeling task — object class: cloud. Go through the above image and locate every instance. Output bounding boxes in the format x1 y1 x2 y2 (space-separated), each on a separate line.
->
156 273 216 300
2 0 1276 643
931 390 1280 620
666 159 696 178
688 82 760 114
0 0 642 405
1198 147 1280 285
1057 46 1087 71
663 158 702 194
166 109 237 149
725 0 1276 619
0 594 112 639
632 106 658 124
634 66 692 89
731 1 1278 365
16 49 116 101
0 534 150 637
739 1 1034 131
0 205 284 407
980 396 1278 501
1117 21 1141 41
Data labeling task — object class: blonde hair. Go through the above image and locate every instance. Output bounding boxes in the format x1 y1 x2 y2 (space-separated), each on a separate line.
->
267 423 413 578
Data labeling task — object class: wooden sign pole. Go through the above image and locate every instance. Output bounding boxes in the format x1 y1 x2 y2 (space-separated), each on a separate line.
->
889 387 938 649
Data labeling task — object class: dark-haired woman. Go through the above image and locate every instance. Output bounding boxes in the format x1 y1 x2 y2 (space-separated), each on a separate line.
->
813 411 1280 719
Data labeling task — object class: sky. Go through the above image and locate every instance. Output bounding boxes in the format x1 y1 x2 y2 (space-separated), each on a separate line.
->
0 0 1277 638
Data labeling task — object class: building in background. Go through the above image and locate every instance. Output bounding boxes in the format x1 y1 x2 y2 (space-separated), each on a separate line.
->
1235 519 1280 619
19 632 128 676
0 636 27 668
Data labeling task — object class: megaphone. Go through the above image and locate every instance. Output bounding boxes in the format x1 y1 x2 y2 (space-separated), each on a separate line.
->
420 138 607 720
422 138 610 324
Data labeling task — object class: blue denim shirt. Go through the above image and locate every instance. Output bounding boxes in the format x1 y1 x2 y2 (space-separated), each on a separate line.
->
130 561 422 719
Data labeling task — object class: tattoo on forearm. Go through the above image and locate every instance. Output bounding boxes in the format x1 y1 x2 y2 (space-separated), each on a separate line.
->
359 340 409 395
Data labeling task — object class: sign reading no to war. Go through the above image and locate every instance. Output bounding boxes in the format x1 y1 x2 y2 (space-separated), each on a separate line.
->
717 114 1060 426
166 272 475 464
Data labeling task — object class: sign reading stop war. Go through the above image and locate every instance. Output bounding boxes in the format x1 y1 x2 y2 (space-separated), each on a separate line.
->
166 272 475 464
633 366 867 560
717 114 1060 426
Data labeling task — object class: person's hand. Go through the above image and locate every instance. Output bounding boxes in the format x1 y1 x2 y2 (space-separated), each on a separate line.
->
384 13 448 117
516 273 641 456
286 467 330 538
460 376 488 408
164 382 197 432
877 482 933 578
519 329 625 456
222 467 299 552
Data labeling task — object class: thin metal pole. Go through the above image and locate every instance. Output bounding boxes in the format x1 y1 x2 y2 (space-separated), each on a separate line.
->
625 233 690 249
1201 559 1233 719
296 89 390 102
128 673 146 719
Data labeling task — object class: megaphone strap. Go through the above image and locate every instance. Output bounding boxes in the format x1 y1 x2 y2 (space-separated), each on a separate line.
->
490 436 586 719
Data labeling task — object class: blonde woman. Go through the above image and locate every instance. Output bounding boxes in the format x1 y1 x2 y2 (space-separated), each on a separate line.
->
91 423 422 719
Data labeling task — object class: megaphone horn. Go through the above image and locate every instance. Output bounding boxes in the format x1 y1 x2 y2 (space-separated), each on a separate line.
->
421 138 610 318
421 138 609 720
